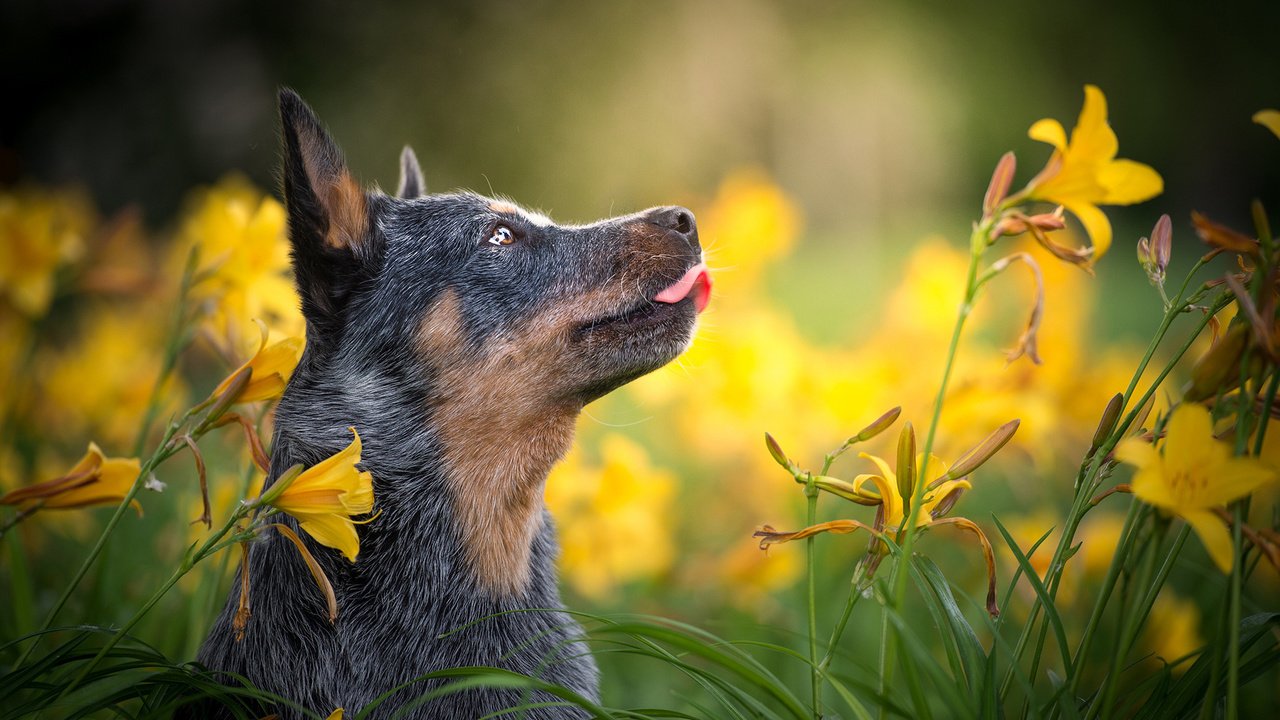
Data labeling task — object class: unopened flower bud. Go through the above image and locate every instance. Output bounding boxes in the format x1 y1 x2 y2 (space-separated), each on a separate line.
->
945 419 1020 480
1151 214 1171 274
856 406 902 443
765 433 799 475
1090 393 1124 453
1186 323 1249 402
896 422 916 507
984 152 1017 218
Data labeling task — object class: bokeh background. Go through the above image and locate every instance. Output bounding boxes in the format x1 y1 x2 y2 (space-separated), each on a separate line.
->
3 0 1280 711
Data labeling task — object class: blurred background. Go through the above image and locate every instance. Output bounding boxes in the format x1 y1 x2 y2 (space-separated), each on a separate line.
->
3 0 1280 711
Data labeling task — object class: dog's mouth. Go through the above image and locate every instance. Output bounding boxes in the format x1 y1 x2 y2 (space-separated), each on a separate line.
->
578 263 712 333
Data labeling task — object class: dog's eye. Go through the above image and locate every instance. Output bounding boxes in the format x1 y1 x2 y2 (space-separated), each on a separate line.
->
487 226 515 246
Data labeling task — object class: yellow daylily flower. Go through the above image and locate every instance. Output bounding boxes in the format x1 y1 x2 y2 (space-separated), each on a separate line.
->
1115 404 1278 572
211 320 303 404
850 451 968 531
264 427 374 562
1254 109 1280 141
0 443 141 514
1025 84 1163 260
325 710 345 720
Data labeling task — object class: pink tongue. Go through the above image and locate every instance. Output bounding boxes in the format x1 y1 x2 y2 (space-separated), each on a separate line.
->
654 262 712 313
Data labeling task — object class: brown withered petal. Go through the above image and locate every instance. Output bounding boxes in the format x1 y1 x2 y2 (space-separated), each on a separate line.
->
984 152 1017 217
753 519 880 550
991 253 1045 365
1151 214 1172 272
212 413 272 473
929 487 965 520
233 543 251 642
271 522 339 624
1090 393 1125 453
945 419 1020 481
932 517 1000 617
1026 221 1095 274
1186 323 1249 402
183 435 211 529
1224 274 1277 360
0 468 97 506
896 422 916 508
1192 211 1259 256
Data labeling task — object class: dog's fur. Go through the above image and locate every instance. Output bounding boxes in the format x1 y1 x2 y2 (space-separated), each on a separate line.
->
190 90 704 718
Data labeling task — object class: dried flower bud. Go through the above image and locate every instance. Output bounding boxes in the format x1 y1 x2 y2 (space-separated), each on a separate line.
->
984 152 1017 218
765 433 799 475
1192 211 1259 256
945 420 1020 480
1090 393 1124 453
896 422 916 507
1185 323 1249 402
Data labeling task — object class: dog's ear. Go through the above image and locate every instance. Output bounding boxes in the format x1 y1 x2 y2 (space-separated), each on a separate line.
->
397 145 425 199
278 88 380 342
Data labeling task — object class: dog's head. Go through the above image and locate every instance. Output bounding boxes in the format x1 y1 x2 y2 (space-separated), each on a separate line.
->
278 89 709 410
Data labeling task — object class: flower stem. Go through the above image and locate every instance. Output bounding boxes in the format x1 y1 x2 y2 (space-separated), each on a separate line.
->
806 467 822 718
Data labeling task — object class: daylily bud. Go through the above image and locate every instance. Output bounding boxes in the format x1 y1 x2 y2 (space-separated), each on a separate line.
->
1090 393 1124 453
896 422 916 508
984 152 1017 218
830 407 901 460
1129 393 1156 436
946 419 1020 480
1185 323 1249 402
254 463 305 508
765 433 798 475
812 476 881 506
1151 214 1171 275
856 406 902 442
1137 236 1154 273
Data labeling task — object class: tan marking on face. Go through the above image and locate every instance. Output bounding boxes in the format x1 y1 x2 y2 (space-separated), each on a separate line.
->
417 291 588 597
488 199 553 227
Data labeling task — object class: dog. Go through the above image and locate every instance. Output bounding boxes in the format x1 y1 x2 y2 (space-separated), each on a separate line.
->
189 90 710 719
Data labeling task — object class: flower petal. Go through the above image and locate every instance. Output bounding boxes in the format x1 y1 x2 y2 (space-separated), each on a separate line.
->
1129 465 1179 511
1200 456 1278 507
1182 510 1235 573
1062 200 1112 259
1254 110 1280 141
1028 119 1068 151
297 513 361 562
1162 405 1219 480
1069 85 1119 162
1098 159 1163 205
1114 437 1159 470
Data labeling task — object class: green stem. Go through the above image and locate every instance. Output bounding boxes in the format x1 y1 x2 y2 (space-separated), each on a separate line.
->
806 469 821 719
820 558 872 671
1012 286 1224 702
57 511 247 699
1095 516 1162 720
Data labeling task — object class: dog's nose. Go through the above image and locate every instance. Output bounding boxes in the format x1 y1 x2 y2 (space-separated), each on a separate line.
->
646 206 698 246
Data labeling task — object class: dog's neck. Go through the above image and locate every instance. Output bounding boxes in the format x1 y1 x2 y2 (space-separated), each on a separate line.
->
269 355 578 604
